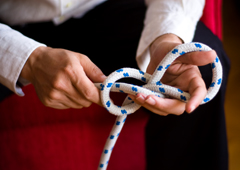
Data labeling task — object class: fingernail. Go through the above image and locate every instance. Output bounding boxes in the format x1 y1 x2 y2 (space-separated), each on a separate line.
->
101 75 107 80
145 97 156 106
188 106 195 113
136 94 146 103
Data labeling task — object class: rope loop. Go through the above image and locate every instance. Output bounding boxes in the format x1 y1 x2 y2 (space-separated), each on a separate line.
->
95 42 223 170
96 42 223 116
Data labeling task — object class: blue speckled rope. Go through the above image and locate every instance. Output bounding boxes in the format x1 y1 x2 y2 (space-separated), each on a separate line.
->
94 42 223 170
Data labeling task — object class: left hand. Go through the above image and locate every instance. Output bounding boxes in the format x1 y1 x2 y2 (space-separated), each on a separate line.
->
129 34 216 116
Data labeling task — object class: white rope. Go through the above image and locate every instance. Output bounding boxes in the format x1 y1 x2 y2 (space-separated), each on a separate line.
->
94 42 223 170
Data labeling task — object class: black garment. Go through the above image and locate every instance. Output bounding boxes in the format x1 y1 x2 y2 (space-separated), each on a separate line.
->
145 21 230 170
0 84 13 102
8 0 229 169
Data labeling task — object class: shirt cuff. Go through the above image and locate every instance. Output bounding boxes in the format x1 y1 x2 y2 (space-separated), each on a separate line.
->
11 43 46 96
0 23 46 96
136 13 198 72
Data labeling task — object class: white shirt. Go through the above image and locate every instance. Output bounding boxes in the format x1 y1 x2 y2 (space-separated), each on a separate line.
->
0 0 205 96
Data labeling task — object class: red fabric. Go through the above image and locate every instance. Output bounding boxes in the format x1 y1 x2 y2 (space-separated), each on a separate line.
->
0 85 148 170
201 0 222 39
0 1 222 170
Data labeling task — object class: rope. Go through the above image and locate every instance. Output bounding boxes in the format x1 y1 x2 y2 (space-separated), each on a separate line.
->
94 42 223 170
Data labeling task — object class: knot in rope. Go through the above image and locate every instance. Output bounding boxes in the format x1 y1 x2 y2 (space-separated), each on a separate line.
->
96 42 222 116
95 42 223 170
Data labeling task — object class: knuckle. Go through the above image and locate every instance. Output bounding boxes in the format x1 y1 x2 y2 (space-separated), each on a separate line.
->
75 105 84 109
77 100 92 108
63 65 77 82
175 110 185 116
76 53 87 62
83 88 95 100
156 102 167 111
91 64 100 73
41 97 52 107
83 102 92 108
192 70 202 78
60 49 71 57
191 76 205 88
52 78 67 91
48 90 60 101
70 104 84 109
45 102 53 108
63 65 73 75
79 54 88 60
159 112 168 116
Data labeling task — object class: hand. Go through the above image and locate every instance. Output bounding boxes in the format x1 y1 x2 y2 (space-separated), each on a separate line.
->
20 46 106 109
129 34 216 116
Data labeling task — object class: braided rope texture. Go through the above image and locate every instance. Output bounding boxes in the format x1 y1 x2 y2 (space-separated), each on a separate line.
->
94 42 223 170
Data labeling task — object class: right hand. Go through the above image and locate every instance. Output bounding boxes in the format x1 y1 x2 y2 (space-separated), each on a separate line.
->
129 34 216 116
20 46 106 109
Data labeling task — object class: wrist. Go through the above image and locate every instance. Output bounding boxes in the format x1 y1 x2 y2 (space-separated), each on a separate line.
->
150 34 183 55
20 46 47 82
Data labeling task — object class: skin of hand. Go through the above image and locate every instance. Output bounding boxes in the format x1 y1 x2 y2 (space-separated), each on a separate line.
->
129 34 216 116
20 46 106 109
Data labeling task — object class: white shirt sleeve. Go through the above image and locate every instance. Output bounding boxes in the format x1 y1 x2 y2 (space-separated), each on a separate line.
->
0 23 46 96
136 0 205 71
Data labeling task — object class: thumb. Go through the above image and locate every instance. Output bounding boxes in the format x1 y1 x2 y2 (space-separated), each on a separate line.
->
177 50 217 66
80 55 107 83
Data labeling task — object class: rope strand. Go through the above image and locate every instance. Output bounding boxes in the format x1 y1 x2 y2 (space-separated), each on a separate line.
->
95 42 223 170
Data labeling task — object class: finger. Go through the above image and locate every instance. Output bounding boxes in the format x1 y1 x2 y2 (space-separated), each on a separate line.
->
58 97 83 109
65 96 85 109
79 55 107 83
48 71 94 108
39 92 70 110
185 76 207 113
65 85 93 108
129 94 168 116
177 50 216 66
43 98 70 109
48 103 70 109
71 64 102 106
51 100 82 109
144 95 186 115
129 94 186 116
46 88 86 109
